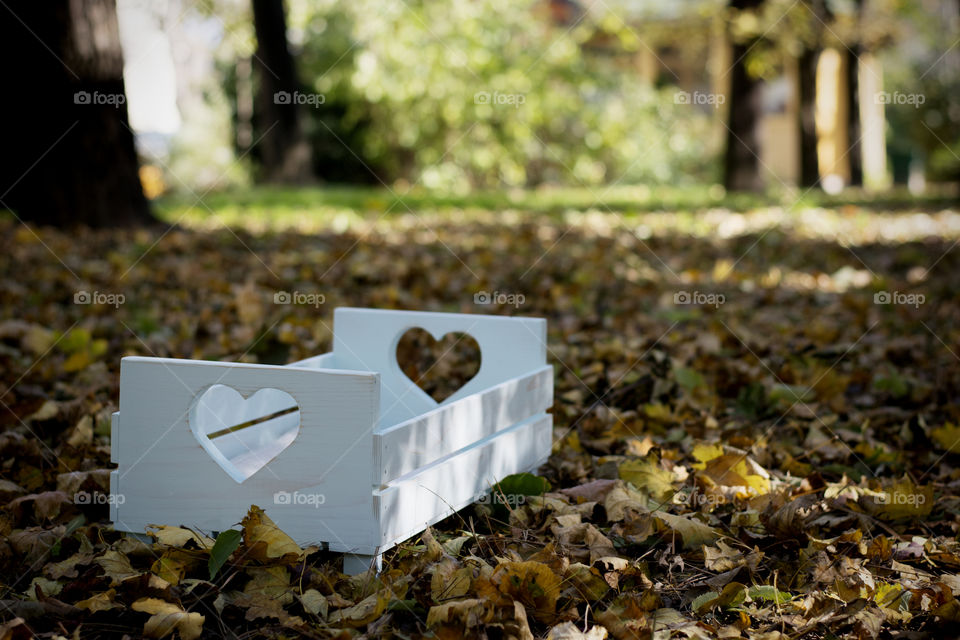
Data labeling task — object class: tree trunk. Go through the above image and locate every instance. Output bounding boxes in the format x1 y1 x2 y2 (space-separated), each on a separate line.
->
0 0 153 228
796 0 831 189
845 0 864 187
844 47 862 186
250 0 313 183
723 0 765 192
797 47 820 188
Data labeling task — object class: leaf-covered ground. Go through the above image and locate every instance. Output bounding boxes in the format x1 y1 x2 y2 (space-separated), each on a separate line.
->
2 191 960 639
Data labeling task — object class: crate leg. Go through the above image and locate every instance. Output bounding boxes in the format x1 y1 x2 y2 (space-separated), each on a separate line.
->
343 552 381 575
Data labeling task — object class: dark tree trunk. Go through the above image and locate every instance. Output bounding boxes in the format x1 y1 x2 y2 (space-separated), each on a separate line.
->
844 47 862 186
845 0 865 187
0 0 153 228
797 47 820 188
723 0 766 192
797 0 831 189
250 0 313 183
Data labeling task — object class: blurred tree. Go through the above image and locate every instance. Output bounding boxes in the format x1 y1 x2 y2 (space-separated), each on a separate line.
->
0 0 152 227
843 0 865 187
797 0 831 188
250 0 313 183
723 0 765 192
284 0 716 190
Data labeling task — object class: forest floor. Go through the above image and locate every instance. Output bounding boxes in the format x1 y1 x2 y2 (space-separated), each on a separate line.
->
2 186 960 638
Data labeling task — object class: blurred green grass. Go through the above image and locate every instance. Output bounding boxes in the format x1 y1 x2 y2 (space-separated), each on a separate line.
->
154 184 958 225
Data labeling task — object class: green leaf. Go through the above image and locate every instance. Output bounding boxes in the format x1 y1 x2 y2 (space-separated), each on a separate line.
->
747 585 792 604
769 384 814 404
482 473 551 520
208 529 242 579
492 472 551 498
674 366 705 391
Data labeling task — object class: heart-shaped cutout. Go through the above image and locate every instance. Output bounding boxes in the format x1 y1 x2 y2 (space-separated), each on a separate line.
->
396 328 481 403
190 385 300 483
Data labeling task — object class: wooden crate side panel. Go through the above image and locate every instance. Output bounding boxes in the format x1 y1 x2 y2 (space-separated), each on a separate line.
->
112 356 381 550
375 413 552 551
287 352 339 369
375 366 552 483
332 308 547 429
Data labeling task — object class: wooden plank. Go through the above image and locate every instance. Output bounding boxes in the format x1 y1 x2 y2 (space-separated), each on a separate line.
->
375 413 551 551
331 308 547 429
288 352 339 369
110 411 119 463
112 356 382 553
375 366 552 483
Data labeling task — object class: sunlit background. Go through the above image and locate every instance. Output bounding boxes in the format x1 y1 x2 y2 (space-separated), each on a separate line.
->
115 0 959 207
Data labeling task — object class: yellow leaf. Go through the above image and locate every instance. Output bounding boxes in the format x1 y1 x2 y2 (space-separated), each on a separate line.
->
426 598 491 628
563 563 610 601
654 512 719 549
698 453 770 497
431 558 472 603
546 621 609 639
150 550 198 586
63 350 92 373
241 505 301 563
604 481 649 521
297 589 328 618
491 561 562 622
75 589 119 613
243 566 293 605
95 550 140 585
691 443 725 470
148 525 214 548
131 597 204 640
327 592 389 627
932 423 960 453
618 450 676 504
871 477 934 521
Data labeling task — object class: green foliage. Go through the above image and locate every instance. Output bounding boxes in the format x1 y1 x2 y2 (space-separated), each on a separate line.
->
208 529 242 579
289 0 717 189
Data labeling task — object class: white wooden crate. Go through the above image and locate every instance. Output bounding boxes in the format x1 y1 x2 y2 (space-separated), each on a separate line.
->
110 308 553 572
